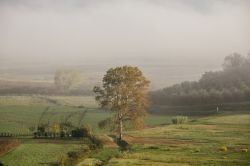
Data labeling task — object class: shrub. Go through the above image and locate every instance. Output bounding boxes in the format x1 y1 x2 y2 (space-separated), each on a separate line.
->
83 125 93 138
94 148 120 161
66 149 91 166
241 148 248 152
89 136 103 149
71 125 93 138
71 128 85 138
172 116 188 124
219 146 228 152
79 158 103 166
117 139 130 151
57 153 67 166
148 146 160 150
67 151 82 159
191 148 200 153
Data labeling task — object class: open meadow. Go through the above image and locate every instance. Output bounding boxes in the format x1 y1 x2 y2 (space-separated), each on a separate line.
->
1 1 249 165
0 96 249 166
0 96 172 134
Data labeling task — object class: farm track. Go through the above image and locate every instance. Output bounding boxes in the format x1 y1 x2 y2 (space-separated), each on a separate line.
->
33 139 86 144
123 135 196 145
0 138 20 157
2 137 87 144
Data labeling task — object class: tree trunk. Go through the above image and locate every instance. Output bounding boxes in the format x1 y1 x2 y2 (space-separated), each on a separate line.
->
119 118 123 140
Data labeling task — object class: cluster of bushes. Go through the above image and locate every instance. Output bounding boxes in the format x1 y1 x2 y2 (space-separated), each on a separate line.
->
57 134 104 166
151 53 250 106
58 146 94 166
34 124 93 139
56 132 131 165
34 130 74 138
172 116 188 124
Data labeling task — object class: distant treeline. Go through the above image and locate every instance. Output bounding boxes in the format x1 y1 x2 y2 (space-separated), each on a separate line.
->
150 53 250 106
0 69 96 96
0 80 93 96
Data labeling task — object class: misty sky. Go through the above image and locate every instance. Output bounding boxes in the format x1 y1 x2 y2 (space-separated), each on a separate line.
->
0 0 249 88
1 0 249 63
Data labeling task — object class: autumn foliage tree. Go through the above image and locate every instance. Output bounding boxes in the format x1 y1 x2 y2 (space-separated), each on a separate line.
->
93 66 150 140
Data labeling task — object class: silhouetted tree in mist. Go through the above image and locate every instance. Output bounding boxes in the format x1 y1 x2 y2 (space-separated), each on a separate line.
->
151 53 250 106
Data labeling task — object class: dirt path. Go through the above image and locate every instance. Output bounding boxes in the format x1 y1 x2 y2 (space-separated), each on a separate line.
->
123 135 195 145
0 138 20 157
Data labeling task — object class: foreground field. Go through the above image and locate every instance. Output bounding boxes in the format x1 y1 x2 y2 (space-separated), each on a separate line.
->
1 142 82 166
91 114 250 166
1 115 249 166
0 96 249 165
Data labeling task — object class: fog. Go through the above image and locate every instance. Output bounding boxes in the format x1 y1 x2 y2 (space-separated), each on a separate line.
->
0 0 249 89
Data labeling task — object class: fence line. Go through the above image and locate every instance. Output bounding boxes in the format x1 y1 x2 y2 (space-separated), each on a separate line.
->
0 132 32 137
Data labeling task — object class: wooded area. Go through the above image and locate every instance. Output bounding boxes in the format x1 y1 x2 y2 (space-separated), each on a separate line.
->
151 53 250 105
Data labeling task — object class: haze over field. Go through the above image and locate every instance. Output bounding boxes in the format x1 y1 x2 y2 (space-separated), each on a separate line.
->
1 1 250 166
0 0 249 89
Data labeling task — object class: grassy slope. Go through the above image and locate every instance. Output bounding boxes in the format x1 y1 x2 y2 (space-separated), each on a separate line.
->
1 96 250 165
95 114 250 166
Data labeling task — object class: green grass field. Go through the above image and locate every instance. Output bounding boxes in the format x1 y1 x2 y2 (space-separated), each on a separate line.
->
0 96 173 134
0 96 249 166
1 143 82 166
92 114 250 166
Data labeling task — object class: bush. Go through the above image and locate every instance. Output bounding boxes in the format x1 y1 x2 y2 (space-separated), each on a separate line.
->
219 146 228 152
94 148 120 161
172 116 188 124
117 139 130 151
89 136 103 149
71 126 93 138
57 153 67 166
56 130 103 166
65 149 91 166
67 151 82 159
241 148 248 152
83 125 93 138
71 128 85 138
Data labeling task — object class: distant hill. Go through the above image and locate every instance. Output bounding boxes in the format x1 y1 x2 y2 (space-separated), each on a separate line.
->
0 58 220 92
0 79 92 96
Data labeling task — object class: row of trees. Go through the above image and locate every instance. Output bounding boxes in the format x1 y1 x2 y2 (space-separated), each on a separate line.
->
151 53 250 106
35 108 88 138
0 69 92 95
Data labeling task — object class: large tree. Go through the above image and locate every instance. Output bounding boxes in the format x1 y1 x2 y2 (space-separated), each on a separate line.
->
223 53 246 69
93 66 150 140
